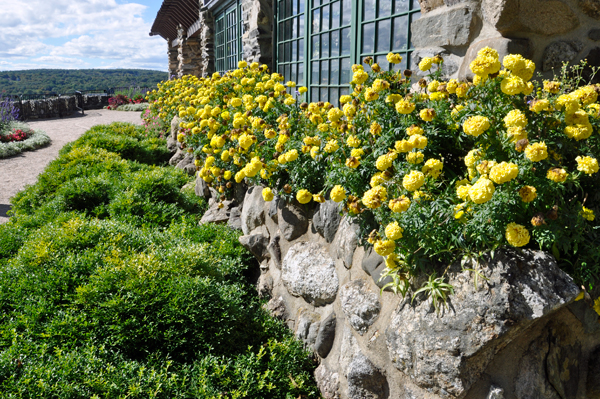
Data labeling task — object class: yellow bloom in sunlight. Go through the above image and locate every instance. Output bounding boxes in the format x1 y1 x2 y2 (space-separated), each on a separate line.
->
402 170 425 192
463 116 490 137
524 142 548 162
418 57 433 71
469 177 495 204
296 189 312 204
262 187 274 202
374 239 395 256
575 156 599 175
505 223 530 247
330 185 346 202
547 167 568 183
389 196 411 213
385 221 404 240
518 186 537 202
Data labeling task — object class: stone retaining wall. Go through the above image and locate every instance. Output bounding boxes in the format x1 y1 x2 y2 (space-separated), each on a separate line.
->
412 0 600 81
15 94 110 120
163 118 600 398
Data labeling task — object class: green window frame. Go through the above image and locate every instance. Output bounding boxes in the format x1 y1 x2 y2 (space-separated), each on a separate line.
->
275 0 420 106
358 0 421 72
215 1 243 74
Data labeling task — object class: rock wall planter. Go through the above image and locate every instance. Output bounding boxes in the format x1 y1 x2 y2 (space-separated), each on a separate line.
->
194 179 600 399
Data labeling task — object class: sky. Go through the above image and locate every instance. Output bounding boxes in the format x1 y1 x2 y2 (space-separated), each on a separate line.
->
0 0 168 72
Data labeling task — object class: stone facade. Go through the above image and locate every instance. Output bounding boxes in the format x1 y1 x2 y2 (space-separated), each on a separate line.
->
185 168 600 399
412 0 600 81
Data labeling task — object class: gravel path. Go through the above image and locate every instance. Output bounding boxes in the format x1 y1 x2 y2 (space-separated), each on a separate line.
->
0 109 143 224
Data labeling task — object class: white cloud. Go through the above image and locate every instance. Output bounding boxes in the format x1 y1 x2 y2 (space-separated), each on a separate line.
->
0 0 167 71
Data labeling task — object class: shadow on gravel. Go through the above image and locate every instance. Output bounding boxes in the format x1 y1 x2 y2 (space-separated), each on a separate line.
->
0 204 12 218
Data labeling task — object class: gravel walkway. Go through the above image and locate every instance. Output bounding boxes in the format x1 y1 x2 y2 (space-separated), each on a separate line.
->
0 109 143 224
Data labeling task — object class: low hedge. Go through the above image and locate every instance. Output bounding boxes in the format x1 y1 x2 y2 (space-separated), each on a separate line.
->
0 122 319 398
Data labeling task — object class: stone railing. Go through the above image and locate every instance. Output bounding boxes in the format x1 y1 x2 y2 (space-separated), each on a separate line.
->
166 125 600 399
14 94 110 120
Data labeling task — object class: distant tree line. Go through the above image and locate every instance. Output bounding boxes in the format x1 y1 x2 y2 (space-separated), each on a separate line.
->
0 69 169 95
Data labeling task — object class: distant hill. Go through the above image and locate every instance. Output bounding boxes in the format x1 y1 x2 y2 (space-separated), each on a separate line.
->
0 69 169 96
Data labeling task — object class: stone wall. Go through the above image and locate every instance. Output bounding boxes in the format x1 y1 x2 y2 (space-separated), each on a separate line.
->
412 0 600 81
185 171 600 398
241 0 274 68
15 94 109 120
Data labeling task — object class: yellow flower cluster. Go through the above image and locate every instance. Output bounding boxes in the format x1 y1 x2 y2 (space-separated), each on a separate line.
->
581 206 595 221
524 142 548 162
463 116 490 137
469 177 495 204
489 162 519 184
575 156 599 175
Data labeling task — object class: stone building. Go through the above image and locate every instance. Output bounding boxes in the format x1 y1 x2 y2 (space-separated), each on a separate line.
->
150 0 600 104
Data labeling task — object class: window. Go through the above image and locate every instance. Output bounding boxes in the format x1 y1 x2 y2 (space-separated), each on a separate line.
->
276 0 306 88
359 0 420 72
215 1 243 74
275 0 420 105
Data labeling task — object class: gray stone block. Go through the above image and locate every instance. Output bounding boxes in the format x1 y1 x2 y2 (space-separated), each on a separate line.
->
340 280 381 336
313 200 342 243
315 312 337 358
411 4 475 48
239 233 270 262
542 40 583 72
347 353 389 399
278 199 309 241
241 186 266 235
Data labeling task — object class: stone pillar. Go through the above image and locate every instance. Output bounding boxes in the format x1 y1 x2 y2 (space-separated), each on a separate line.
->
176 25 186 78
168 43 178 79
199 9 215 76
241 0 273 69
180 36 204 77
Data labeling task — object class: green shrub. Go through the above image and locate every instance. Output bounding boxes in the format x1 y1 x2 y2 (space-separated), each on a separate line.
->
0 122 319 398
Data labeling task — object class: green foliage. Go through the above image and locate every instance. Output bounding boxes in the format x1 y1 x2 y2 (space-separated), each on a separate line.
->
0 69 168 95
0 122 319 397
0 121 51 158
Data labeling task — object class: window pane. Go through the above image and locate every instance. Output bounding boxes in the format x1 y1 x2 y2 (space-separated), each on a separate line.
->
376 19 391 53
279 0 285 19
321 32 329 58
342 0 351 25
393 16 408 51
292 40 298 61
331 30 339 57
285 64 291 80
285 41 292 62
322 4 330 31
380 0 392 18
313 0 320 6
329 88 338 106
299 0 304 13
341 27 350 56
291 63 297 83
331 1 340 29
298 64 304 86
395 0 409 13
410 12 421 49
340 87 349 97
312 36 320 58
362 22 375 54
330 59 339 85
312 61 319 84
313 9 320 33
278 22 283 41
299 14 305 36
375 55 389 71
285 19 292 40
364 0 376 21
279 66 285 76
292 17 298 37
279 43 284 61
321 60 329 84
285 0 292 18
293 0 298 14
311 87 319 102
340 57 351 84
320 87 328 102
299 38 304 59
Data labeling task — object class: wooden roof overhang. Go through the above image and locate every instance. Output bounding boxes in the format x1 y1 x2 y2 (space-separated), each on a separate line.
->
149 0 202 45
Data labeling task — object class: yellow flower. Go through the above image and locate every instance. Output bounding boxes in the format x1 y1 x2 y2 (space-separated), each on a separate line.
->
564 123 593 141
575 156 599 175
402 170 425 192
463 116 490 137
376 153 394 170
286 81 296 87
324 140 340 153
457 184 471 200
581 206 595 221
238 60 248 68
262 187 274 201
386 52 402 64
298 86 308 94
374 239 395 256
455 83 469 98
422 158 443 178
501 74 527 95
330 185 346 202
489 162 519 184
362 186 387 209
530 99 550 113
406 125 424 136
408 134 427 149
464 149 482 167
223 170 232 180
427 80 440 92
543 80 561 93
339 95 352 104
351 148 364 158
296 189 312 204
469 177 495 204
518 186 537 202
365 88 379 101
347 135 361 147
406 151 424 164
370 122 382 135
505 223 530 247
547 167 568 183
418 57 433 71
389 195 411 213
346 157 360 168
419 108 436 122
385 221 404 240
504 109 527 128
507 126 528 142
351 70 369 84
524 142 548 162
395 139 413 153
395 99 416 114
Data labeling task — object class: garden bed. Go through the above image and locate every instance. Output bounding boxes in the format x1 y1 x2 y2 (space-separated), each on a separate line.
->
0 121 51 158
